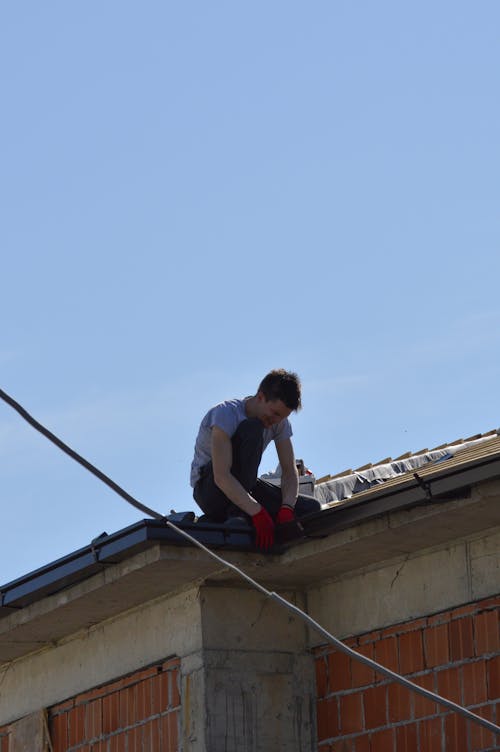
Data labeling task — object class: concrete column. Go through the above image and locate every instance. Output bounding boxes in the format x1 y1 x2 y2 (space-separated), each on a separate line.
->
9 712 45 752
198 585 316 752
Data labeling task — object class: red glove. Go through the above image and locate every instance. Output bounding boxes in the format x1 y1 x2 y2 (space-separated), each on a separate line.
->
251 507 275 550
276 505 295 524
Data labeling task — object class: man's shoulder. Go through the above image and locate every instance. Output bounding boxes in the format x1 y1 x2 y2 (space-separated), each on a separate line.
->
206 398 245 416
202 398 246 433
270 416 293 442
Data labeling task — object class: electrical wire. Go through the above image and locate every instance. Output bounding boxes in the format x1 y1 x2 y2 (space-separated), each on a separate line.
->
0 389 163 521
1 387 499 737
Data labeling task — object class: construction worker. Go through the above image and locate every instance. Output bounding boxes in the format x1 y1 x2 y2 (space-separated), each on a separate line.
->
190 369 321 549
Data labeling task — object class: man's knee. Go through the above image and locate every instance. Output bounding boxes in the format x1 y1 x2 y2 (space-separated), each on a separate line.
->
295 495 322 517
230 419 264 491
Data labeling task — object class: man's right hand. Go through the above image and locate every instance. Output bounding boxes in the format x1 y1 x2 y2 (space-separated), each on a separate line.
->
251 507 275 550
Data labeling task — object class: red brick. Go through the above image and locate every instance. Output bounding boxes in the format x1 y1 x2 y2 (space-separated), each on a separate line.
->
160 713 172 752
383 617 427 639
163 711 179 751
172 710 181 750
477 595 500 611
88 743 104 752
77 687 100 706
469 703 496 752
428 610 451 627
50 697 75 714
387 682 412 723
68 706 85 747
395 722 418 751
399 630 424 675
351 644 375 689
418 717 442 752
424 624 450 668
449 616 475 661
444 712 468 750
162 656 180 672
103 692 121 734
370 727 394 752
451 602 479 619
330 739 353 752
316 657 328 698
359 630 381 646
132 666 159 684
151 673 163 715
436 666 462 705
119 685 136 727
136 678 151 721
462 660 487 706
362 685 387 730
158 671 169 711
329 650 351 692
374 637 399 674
77 675 126 704
84 698 102 740
474 609 500 655
487 655 500 699
127 725 141 752
340 693 363 734
352 735 370 752
109 732 127 752
49 712 68 749
317 697 339 741
413 673 438 719
146 718 162 752
141 719 153 749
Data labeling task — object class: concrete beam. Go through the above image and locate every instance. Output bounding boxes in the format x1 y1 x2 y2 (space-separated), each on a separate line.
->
307 524 500 641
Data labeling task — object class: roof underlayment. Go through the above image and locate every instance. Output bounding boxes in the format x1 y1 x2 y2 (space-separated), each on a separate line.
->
314 431 500 506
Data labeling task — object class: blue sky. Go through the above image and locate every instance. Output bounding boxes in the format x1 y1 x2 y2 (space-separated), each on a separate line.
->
1 1 499 584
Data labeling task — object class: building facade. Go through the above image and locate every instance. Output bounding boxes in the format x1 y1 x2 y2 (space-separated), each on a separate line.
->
0 434 499 751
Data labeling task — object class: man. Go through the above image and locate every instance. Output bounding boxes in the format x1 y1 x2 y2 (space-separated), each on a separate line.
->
190 369 321 550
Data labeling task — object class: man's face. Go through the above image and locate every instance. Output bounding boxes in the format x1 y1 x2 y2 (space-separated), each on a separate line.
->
256 393 292 428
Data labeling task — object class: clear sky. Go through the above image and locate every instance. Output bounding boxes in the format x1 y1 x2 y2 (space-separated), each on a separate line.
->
1 2 499 585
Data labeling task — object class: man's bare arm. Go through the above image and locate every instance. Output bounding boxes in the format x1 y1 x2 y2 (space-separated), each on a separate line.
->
211 426 262 516
276 438 299 508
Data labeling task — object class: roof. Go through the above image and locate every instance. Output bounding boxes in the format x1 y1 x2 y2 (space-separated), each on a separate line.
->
1 428 500 628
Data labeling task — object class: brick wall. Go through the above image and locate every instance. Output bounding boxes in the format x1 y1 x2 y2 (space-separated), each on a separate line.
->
314 595 499 752
47 657 180 752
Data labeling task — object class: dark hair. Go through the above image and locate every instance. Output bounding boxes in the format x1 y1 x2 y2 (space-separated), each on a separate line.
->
258 369 302 411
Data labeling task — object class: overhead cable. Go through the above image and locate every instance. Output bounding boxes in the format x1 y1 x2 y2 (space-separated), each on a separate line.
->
0 387 498 737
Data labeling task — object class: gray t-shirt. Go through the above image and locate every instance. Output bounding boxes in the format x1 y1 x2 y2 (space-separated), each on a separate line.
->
190 397 293 487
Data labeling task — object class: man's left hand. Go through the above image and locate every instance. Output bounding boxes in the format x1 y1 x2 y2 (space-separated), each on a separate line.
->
276 505 295 524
